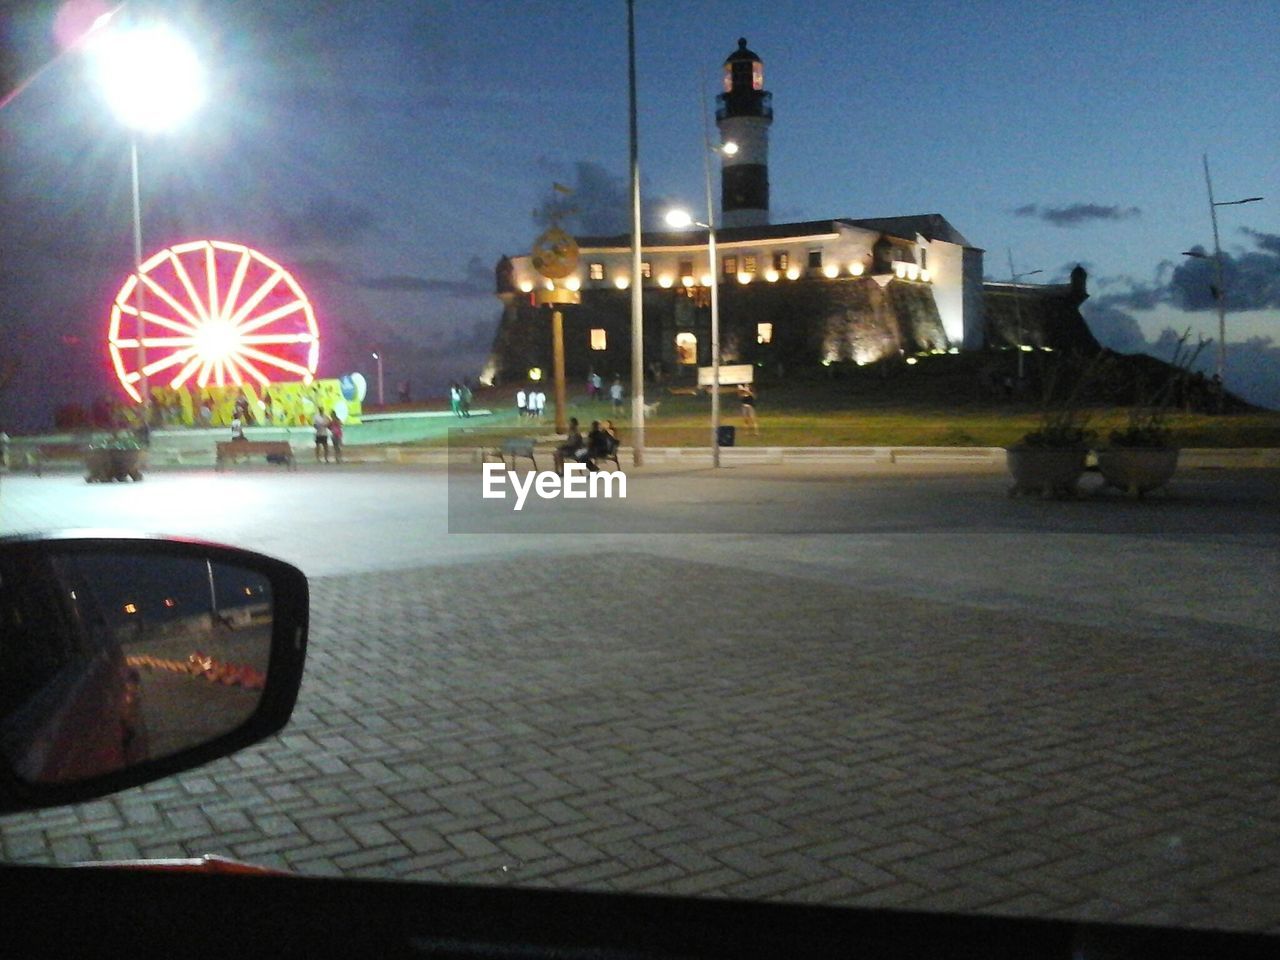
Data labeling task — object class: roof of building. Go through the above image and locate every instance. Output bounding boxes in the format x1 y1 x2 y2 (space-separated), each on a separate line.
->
569 214 973 253
726 38 761 64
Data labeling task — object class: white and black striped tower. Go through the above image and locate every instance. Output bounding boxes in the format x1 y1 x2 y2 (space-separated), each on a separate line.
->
716 38 772 229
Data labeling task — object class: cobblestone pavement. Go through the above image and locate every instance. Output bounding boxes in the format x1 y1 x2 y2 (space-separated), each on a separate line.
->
1 466 1278 933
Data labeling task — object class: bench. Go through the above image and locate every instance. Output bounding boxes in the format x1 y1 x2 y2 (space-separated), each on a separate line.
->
216 440 296 471
484 437 537 470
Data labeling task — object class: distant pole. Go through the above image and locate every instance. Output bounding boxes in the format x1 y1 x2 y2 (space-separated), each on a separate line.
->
371 352 384 406
1203 154 1223 386
627 0 645 466
701 78 720 468
551 309 568 434
1006 250 1042 385
130 137 149 416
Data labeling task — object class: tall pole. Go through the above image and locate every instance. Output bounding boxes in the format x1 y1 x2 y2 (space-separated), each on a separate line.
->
130 136 149 418
551 309 568 434
372 352 384 406
1203 154 1228 384
627 0 645 466
701 82 720 468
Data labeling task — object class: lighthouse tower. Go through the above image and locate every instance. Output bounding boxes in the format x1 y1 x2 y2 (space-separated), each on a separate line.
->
716 38 773 229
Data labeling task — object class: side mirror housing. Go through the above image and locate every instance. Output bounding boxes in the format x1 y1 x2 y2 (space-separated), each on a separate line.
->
0 533 308 812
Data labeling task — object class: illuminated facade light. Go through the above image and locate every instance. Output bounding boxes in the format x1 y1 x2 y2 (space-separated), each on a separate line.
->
822 264 839 279
893 262 908 279
785 266 801 280
107 240 320 403
123 603 138 614
658 275 674 288
518 280 534 293
906 357 919 365
682 275 695 288
543 279 555 291
919 269 931 283
1020 344 1034 352
700 273 712 287
907 264 920 281
737 272 752 284
564 276 581 291
614 276 630 290
849 262 865 276
764 269 779 282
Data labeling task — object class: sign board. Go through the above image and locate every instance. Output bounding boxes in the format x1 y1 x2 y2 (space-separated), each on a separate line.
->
698 364 754 387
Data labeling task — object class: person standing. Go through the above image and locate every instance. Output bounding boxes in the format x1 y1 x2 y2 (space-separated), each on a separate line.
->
516 386 528 421
609 375 623 415
533 387 546 423
738 383 759 436
312 408 331 463
230 413 246 442
449 382 462 417
329 411 344 463
461 382 473 418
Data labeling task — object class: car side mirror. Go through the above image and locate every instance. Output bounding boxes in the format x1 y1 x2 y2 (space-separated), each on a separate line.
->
0 534 308 812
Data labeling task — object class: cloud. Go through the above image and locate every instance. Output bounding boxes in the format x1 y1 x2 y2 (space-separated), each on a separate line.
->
357 256 494 298
1170 230 1280 311
531 159 682 235
273 196 381 248
1014 203 1142 227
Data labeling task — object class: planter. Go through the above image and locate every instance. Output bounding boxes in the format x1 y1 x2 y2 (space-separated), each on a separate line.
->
1005 445 1089 499
1096 446 1179 498
85 448 146 483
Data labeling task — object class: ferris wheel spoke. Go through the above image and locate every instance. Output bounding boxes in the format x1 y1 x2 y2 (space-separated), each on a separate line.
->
168 250 211 324
235 299 306 336
195 357 215 388
169 353 206 390
112 336 198 350
220 249 252 324
226 352 270 387
141 274 205 329
238 345 313 379
205 244 221 321
117 304 199 337
227 270 284 329
142 347 199 379
238 333 316 345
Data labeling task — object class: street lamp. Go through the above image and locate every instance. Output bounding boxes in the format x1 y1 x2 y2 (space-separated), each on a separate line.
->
666 135 736 468
370 352 384 407
1006 250 1042 384
89 22 204 419
1184 154 1263 387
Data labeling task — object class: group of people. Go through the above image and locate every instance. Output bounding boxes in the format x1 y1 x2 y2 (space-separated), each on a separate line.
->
310 408 344 463
449 382 474 417
585 371 626 413
515 386 547 421
553 418 620 473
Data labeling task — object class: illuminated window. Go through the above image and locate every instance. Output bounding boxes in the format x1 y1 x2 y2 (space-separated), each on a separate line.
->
675 332 698 365
678 259 694 280
757 323 773 345
589 262 605 281
808 249 823 269
640 261 652 278
722 255 738 276
773 252 788 271
590 328 607 351
743 255 757 274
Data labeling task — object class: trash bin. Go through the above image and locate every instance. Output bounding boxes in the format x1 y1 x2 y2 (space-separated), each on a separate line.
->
717 425 736 447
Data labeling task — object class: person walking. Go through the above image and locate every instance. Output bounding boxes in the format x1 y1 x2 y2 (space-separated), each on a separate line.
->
312 407 331 462
329 411 344 463
738 383 759 436
449 382 462 417
460 382 473 418
609 375 624 415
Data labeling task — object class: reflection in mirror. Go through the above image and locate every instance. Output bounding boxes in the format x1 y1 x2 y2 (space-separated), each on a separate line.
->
0 550 273 784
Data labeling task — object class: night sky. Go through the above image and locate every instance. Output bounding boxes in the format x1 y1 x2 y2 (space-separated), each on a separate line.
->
2 0 1278 430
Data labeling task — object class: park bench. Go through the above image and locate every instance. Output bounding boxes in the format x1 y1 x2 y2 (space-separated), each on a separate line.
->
215 440 296 471
484 437 537 470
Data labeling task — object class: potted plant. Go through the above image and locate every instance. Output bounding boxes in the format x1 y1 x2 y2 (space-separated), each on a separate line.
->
85 434 146 483
1006 352 1105 499
1096 331 1204 498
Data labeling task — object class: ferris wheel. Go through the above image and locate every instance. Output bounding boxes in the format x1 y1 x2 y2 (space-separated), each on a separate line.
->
108 239 320 403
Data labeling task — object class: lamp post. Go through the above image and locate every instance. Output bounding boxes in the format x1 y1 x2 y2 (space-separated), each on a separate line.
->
1185 154 1263 386
370 352 384 407
89 22 204 417
1006 250 1042 385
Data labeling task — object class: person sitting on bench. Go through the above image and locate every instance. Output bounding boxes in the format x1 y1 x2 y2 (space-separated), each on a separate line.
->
552 418 585 472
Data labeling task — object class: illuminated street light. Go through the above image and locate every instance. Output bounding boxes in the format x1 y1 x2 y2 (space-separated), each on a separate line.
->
89 21 204 419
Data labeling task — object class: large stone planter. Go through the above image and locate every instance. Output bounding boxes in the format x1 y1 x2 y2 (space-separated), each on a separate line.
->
1096 446 1179 498
1006 445 1089 499
85 448 146 483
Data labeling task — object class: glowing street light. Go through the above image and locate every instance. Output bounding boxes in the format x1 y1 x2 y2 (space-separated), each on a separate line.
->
89 21 205 418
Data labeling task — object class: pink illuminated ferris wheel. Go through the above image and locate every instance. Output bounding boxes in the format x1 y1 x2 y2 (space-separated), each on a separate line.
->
108 240 320 402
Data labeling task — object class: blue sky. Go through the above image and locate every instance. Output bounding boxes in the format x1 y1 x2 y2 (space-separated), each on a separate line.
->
2 0 1278 428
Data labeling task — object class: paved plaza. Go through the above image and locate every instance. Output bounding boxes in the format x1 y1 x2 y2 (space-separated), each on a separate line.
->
1 461 1278 933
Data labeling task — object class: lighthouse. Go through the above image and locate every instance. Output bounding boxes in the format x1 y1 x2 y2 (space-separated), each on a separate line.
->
716 38 773 229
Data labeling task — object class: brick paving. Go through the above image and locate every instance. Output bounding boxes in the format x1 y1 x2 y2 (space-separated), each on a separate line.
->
1 467 1278 933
